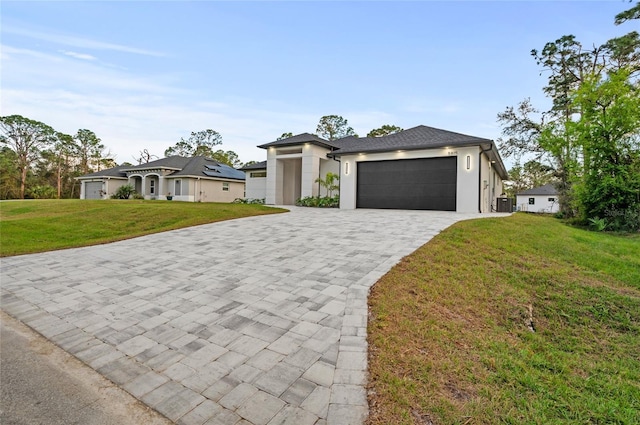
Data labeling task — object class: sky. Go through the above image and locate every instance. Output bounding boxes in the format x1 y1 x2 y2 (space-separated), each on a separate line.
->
1 1 636 167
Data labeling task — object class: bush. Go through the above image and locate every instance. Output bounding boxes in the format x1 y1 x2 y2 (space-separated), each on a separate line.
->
27 185 57 199
296 195 339 208
111 184 135 199
232 198 265 204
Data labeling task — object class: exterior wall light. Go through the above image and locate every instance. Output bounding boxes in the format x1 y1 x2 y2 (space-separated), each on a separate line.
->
466 155 471 170
345 161 350 175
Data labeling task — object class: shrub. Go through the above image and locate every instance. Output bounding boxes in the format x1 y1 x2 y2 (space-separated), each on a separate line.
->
233 198 265 204
296 195 339 208
111 184 135 199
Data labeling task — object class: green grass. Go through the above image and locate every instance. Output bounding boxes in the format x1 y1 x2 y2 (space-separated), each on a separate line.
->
0 199 285 256
367 213 640 425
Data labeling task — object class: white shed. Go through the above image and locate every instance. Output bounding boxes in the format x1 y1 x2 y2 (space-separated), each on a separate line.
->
516 184 559 213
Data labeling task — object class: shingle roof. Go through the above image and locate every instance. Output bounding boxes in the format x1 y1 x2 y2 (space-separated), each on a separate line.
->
328 125 492 156
239 160 267 171
517 184 558 196
77 156 245 181
258 133 340 149
76 165 130 179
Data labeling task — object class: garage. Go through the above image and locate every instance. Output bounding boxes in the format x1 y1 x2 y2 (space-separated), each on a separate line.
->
356 156 457 210
84 182 103 199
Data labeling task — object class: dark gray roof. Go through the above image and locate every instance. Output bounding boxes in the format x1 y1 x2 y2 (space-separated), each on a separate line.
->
239 160 267 171
77 156 245 181
171 157 245 180
258 133 340 150
76 165 129 179
517 184 558 196
328 125 492 156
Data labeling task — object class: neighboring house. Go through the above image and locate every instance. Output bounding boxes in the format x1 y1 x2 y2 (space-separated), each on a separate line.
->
516 184 559 213
255 125 508 213
239 161 267 200
77 156 245 202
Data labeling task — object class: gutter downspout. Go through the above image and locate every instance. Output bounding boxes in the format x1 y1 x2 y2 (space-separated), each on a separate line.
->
479 143 493 213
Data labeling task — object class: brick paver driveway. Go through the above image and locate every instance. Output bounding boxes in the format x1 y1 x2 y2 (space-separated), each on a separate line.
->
1 207 500 425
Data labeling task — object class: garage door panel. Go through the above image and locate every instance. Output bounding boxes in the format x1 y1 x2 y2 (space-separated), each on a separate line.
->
356 157 457 211
85 182 103 199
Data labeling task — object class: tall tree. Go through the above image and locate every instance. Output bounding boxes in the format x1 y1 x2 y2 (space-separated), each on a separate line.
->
211 149 242 168
135 149 158 164
0 146 20 199
0 115 55 198
165 129 222 157
51 132 77 198
367 125 403 138
74 129 104 175
316 115 357 141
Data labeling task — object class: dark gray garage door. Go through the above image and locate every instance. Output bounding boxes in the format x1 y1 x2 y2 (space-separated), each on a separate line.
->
357 157 457 210
85 182 103 199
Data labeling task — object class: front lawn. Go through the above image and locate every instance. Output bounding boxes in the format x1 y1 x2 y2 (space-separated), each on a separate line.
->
367 213 640 424
0 200 285 257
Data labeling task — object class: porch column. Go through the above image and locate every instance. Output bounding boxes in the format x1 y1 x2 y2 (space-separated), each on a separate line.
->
140 175 146 198
301 152 320 198
159 175 165 199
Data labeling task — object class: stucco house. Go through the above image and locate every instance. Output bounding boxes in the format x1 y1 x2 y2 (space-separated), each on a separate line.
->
77 156 245 202
239 161 267 201
248 125 508 213
516 184 559 213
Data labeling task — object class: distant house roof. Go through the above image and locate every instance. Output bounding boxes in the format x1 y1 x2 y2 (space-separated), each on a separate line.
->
517 184 558 196
239 160 267 171
76 165 130 179
258 133 340 150
77 156 245 181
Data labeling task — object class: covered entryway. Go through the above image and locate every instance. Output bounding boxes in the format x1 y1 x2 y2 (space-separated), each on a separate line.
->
356 156 457 210
84 181 103 199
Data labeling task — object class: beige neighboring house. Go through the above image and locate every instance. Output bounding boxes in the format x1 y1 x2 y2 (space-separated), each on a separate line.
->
252 125 509 213
77 156 245 202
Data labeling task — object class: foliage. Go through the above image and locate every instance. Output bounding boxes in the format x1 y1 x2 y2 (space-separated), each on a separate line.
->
27 185 57 199
277 132 294 140
367 213 640 424
0 200 286 256
367 124 403 138
0 115 56 199
505 160 556 197
232 197 265 204
211 149 242 168
295 195 339 208
110 184 135 200
497 6 640 225
75 129 104 175
316 115 357 140
314 172 339 197
164 129 222 157
0 146 20 199
615 1 640 25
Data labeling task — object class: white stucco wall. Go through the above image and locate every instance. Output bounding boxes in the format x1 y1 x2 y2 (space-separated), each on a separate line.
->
339 146 492 213
516 195 559 213
244 169 267 200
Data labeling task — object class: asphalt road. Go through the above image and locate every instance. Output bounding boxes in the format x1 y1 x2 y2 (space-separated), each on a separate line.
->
0 311 171 425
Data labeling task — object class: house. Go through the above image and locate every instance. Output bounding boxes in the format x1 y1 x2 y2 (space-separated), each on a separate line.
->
239 161 267 201
255 125 508 213
77 156 245 202
516 184 559 213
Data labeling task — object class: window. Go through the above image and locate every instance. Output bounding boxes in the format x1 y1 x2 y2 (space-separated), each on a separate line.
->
250 171 267 178
529 198 535 205
150 180 155 195
174 180 182 196
222 182 229 191
548 197 555 202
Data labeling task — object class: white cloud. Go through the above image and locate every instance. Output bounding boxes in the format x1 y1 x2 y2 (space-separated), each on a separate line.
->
59 50 96 61
3 24 165 57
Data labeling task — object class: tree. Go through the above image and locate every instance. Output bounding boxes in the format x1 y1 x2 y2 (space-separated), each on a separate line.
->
50 132 77 198
277 132 294 140
211 149 242 168
0 146 20 199
315 172 340 197
367 125 403 138
615 1 640 25
0 115 55 198
74 129 104 175
165 129 222 157
571 68 640 230
316 115 357 140
135 149 158 164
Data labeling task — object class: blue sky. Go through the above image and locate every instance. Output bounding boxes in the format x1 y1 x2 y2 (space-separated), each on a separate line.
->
1 1 635 167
